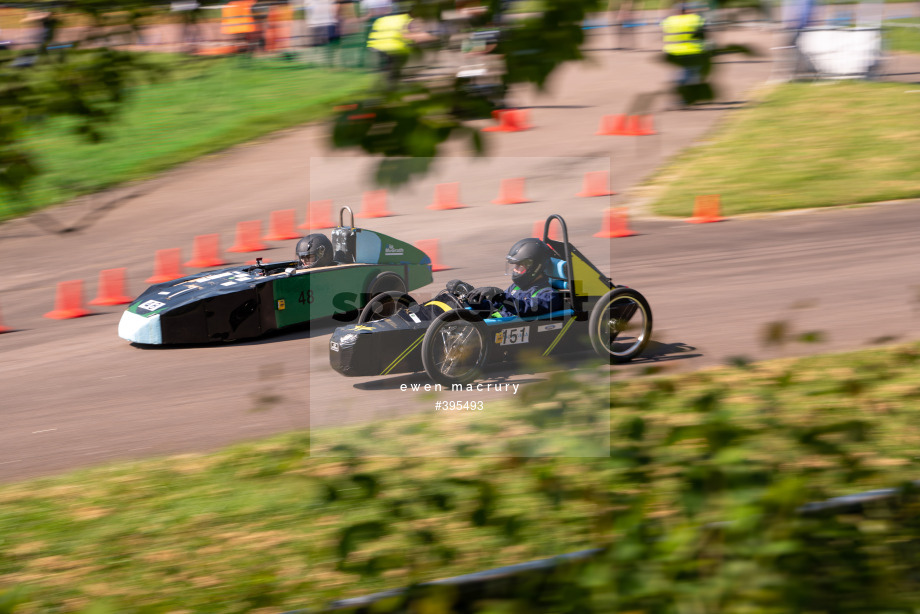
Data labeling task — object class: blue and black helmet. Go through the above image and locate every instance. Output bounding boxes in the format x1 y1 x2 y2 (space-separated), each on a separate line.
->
505 238 555 288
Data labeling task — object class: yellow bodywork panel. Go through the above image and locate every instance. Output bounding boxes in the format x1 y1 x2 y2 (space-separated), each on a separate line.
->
571 253 611 297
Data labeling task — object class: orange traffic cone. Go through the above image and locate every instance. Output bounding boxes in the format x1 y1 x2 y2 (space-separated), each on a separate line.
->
493 177 528 205
428 183 466 210
0 303 13 333
185 234 228 268
483 109 530 133
264 209 301 241
357 189 394 218
44 280 93 319
687 195 726 224
147 248 185 283
89 268 133 305
513 109 532 130
596 114 627 136
623 114 656 136
299 200 334 230
227 220 268 252
533 220 562 241
576 171 615 197
593 208 637 238
639 114 656 135
415 239 450 272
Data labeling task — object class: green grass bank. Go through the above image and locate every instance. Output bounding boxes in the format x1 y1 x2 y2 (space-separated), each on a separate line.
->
1 55 373 221
887 17 920 53
1 341 919 612
648 81 920 217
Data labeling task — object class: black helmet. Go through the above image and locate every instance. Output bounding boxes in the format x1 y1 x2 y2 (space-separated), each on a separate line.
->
505 238 554 288
295 234 334 268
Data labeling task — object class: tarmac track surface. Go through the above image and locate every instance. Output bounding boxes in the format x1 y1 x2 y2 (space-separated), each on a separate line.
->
1 28 920 482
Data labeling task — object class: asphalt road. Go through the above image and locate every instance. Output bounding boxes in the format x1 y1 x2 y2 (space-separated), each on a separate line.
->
2 28 919 482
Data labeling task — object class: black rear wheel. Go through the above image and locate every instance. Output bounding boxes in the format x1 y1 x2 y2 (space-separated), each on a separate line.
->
359 291 417 324
365 271 407 298
421 310 489 386
589 288 652 363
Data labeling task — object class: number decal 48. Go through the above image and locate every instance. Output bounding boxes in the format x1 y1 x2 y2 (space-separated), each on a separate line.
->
496 326 530 346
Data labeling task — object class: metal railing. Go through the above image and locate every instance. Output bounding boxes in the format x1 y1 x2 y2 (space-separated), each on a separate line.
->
284 480 919 614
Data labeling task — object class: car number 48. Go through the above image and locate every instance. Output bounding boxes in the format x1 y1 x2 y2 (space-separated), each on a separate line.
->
496 326 530 346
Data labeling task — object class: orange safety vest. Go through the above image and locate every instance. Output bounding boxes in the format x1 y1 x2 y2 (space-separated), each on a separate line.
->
222 0 256 34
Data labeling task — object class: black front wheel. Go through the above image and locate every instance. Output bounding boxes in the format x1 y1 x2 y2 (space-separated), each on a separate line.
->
421 310 489 386
589 288 653 363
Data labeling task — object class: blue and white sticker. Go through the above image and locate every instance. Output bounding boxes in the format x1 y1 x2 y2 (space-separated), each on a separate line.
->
537 323 563 332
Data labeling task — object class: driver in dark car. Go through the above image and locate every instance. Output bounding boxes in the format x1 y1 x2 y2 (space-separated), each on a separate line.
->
295 234 334 269
442 238 566 318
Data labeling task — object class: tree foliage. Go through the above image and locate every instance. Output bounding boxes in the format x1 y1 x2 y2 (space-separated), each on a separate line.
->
0 1 162 203
310 357 920 613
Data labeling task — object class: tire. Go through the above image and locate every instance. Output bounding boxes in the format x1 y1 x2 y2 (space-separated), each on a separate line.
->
421 310 489 386
589 288 653 364
359 291 417 324
366 271 408 298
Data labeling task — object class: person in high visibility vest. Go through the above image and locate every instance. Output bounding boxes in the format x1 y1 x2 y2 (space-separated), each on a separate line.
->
222 0 258 52
661 3 707 106
662 6 705 57
366 6 434 88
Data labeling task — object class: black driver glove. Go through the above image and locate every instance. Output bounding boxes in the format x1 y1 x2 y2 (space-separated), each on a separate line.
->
466 286 505 306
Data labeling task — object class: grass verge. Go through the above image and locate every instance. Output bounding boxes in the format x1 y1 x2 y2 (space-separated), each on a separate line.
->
886 18 920 54
1 342 919 612
647 81 920 217
1 55 373 221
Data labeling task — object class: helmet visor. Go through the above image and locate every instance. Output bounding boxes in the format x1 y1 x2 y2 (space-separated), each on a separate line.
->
300 253 317 267
506 258 532 277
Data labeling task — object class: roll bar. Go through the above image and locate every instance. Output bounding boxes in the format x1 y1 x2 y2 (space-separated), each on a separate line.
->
542 215 575 304
339 206 355 228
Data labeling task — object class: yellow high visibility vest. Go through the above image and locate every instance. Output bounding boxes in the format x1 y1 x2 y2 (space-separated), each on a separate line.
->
367 14 411 54
222 0 256 35
662 13 704 55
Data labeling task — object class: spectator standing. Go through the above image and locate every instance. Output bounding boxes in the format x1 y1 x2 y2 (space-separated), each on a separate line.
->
660 2 707 107
171 1 201 53
305 0 339 45
221 0 258 53
22 10 59 53
365 5 434 88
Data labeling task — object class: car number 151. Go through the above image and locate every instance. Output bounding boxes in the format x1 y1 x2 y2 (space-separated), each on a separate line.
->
496 326 530 346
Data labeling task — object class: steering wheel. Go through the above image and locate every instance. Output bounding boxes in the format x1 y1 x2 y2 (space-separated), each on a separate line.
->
430 289 467 310
444 280 474 305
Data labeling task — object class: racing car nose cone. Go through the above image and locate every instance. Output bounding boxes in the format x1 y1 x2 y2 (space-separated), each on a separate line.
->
118 310 162 345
